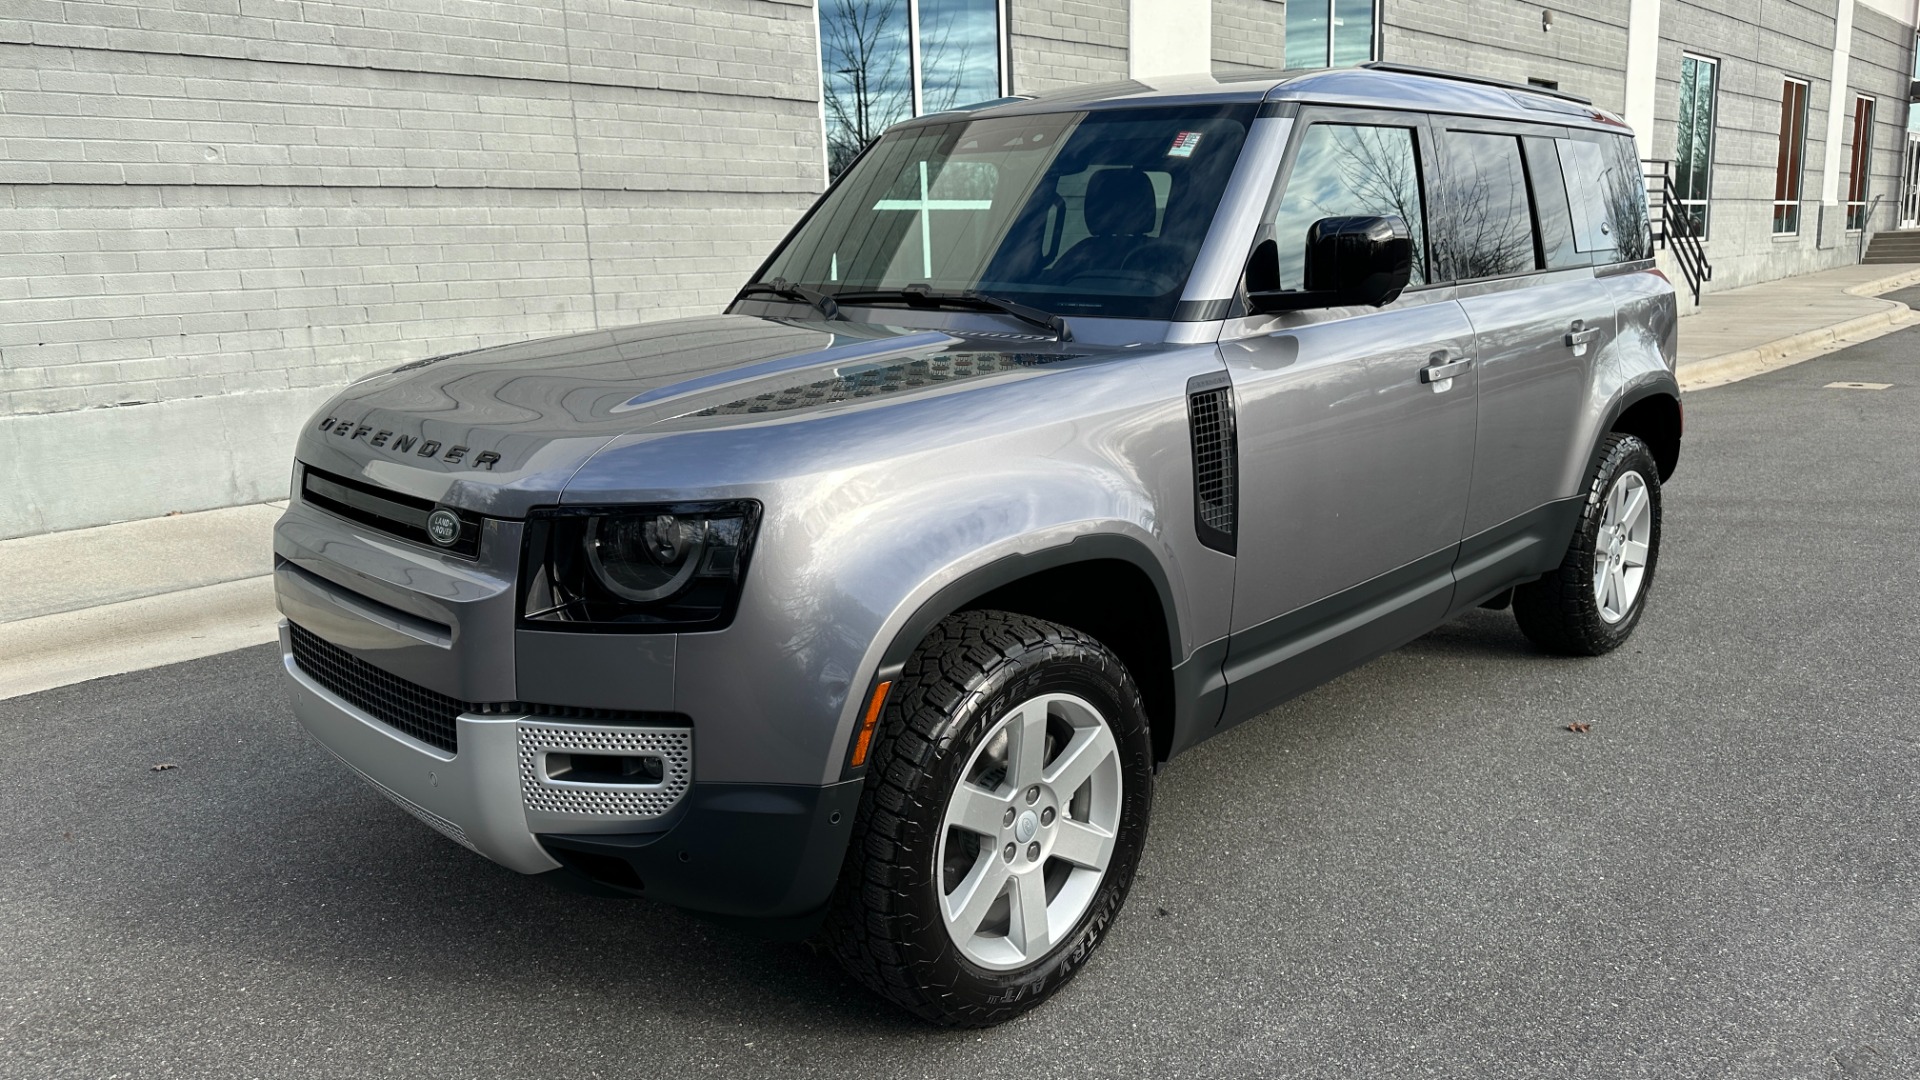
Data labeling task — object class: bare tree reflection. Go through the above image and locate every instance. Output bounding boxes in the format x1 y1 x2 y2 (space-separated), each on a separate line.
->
821 0 912 178
1430 134 1535 280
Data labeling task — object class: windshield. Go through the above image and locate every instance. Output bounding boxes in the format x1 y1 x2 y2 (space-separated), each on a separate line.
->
755 105 1256 320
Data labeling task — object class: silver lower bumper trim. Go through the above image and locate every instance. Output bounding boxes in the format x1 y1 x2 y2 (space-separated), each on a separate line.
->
278 622 690 874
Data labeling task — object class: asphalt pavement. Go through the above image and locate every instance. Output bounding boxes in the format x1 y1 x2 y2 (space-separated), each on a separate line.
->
2 332 1917 1079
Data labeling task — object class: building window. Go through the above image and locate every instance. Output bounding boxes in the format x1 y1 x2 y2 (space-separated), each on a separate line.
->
1285 0 1378 70
1772 77 1810 236
1675 54 1718 239
1846 94 1876 231
819 0 1010 180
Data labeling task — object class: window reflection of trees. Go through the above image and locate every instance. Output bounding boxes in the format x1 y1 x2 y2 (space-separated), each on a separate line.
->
1271 125 1427 288
820 0 1001 180
1432 132 1535 281
1600 136 1653 263
821 0 913 179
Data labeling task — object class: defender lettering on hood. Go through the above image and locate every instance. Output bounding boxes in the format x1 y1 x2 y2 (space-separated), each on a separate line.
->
314 416 502 471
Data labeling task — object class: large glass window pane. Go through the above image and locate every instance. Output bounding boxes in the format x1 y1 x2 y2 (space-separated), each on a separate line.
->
1675 55 1717 238
919 0 1003 113
1432 131 1538 281
1773 78 1809 235
1331 0 1375 67
1846 95 1876 231
1268 124 1427 289
820 0 915 179
1285 1 1330 69
758 106 1255 319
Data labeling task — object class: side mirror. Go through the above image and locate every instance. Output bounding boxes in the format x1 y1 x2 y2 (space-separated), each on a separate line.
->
1246 215 1413 313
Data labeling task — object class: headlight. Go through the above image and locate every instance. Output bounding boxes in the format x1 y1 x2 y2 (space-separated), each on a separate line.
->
520 502 760 631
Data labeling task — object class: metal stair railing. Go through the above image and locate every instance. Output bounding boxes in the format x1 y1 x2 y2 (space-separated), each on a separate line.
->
1642 159 1712 305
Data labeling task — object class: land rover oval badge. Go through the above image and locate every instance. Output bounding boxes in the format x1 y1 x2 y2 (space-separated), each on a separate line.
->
426 509 462 547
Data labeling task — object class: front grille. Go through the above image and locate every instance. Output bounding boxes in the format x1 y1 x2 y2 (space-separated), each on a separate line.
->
1187 377 1238 555
299 465 482 559
289 623 682 755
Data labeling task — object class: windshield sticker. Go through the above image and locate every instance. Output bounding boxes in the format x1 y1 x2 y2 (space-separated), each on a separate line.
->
1167 131 1203 158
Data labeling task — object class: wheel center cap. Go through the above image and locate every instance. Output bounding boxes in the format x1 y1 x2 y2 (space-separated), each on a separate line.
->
1015 809 1039 844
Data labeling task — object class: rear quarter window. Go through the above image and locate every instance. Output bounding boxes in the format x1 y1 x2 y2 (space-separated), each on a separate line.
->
1558 132 1653 264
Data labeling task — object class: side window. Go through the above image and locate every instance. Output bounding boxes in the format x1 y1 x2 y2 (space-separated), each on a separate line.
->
1267 123 1428 290
1556 138 1612 254
1521 136 1586 270
1557 132 1653 265
1602 133 1653 262
1432 130 1539 281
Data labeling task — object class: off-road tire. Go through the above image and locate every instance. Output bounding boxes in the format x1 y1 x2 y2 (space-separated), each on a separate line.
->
1513 433 1663 656
825 610 1154 1027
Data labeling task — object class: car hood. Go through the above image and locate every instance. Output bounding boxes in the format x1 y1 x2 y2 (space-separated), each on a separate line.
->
294 313 1098 507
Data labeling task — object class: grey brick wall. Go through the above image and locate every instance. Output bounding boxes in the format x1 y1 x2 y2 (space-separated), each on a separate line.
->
1213 0 1285 75
0 2 822 421
0 0 824 535
1010 0 1127 93
1381 0 1632 110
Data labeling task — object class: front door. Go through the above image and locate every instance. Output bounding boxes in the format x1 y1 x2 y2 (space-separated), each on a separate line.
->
1217 111 1477 725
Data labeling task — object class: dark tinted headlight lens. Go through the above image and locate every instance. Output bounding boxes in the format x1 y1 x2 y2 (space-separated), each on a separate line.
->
521 502 759 631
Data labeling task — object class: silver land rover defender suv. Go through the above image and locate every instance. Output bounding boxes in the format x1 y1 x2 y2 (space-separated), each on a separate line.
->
276 64 1679 1026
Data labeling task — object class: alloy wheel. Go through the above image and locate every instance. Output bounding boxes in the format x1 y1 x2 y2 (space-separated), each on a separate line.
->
1593 469 1652 624
935 693 1123 971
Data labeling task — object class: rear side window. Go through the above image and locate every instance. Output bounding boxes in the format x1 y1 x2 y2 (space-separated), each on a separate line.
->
1522 136 1586 270
1432 130 1540 281
1558 132 1653 264
1267 123 1429 290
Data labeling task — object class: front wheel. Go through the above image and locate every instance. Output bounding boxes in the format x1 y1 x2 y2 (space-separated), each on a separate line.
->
826 611 1154 1027
1513 433 1664 655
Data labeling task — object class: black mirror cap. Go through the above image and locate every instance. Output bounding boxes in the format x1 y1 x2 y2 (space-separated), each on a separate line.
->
1246 214 1413 313
1305 215 1412 306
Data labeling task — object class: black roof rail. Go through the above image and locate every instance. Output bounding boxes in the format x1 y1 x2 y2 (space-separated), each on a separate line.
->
1358 61 1594 107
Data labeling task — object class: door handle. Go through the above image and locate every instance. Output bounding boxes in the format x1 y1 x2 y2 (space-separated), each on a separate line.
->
1420 354 1472 384
1566 323 1601 348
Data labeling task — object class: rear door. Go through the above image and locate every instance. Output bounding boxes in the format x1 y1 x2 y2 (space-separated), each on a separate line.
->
1217 108 1477 724
1430 120 1618 609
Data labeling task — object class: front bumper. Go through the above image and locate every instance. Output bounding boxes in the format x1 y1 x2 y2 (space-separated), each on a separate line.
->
280 621 862 918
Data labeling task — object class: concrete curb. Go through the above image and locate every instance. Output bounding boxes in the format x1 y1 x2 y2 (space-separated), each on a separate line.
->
1676 266 1920 392
0 576 280 702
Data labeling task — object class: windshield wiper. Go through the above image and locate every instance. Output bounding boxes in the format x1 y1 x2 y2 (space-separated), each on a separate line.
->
736 278 843 322
832 285 1073 342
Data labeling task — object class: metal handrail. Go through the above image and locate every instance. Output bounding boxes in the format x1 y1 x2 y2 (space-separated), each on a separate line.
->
1641 159 1712 305
1856 193 1885 264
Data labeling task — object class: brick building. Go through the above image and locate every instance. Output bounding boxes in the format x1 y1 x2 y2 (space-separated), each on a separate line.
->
1 0 1915 537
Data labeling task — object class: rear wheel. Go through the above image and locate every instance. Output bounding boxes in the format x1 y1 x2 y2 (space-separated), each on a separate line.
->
1513 433 1663 655
826 611 1153 1027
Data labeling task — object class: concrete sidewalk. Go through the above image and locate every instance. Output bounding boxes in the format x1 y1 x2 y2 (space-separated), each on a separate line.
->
1675 262 1920 389
0 504 285 699
5 261 1920 700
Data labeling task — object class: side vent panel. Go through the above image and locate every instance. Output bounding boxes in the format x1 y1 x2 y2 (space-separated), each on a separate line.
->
1186 372 1239 556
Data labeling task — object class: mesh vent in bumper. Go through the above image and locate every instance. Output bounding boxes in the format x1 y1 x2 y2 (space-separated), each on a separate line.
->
290 622 461 752
288 622 681 756
518 724 693 818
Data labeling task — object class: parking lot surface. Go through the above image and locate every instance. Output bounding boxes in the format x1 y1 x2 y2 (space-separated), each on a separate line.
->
2 333 1916 1078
